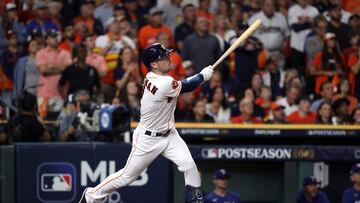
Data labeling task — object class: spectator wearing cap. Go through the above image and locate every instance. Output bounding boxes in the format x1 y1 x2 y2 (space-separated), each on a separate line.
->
47 0 63 31
0 2 27 50
182 16 220 73
333 79 358 115
287 95 316 124
174 4 195 51
327 4 352 51
333 97 352 124
36 29 72 116
288 0 319 76
276 85 300 116
83 34 107 77
26 1 59 37
94 0 115 29
161 0 183 32
94 16 136 102
204 169 241 203
141 32 185 80
138 6 174 50
315 101 335 124
73 0 104 36
296 176 330 203
347 44 360 101
311 81 334 112
266 103 286 124
248 0 289 69
232 97 262 124
310 32 344 94
13 38 41 98
342 163 360 203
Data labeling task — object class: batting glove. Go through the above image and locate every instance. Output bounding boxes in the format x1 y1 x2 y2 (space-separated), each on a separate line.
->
200 65 214 81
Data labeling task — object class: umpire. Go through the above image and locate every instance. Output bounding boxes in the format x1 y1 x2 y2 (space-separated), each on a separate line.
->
296 176 330 203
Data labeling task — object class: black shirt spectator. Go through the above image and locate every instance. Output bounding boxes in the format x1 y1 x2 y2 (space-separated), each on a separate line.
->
174 4 195 50
327 5 352 50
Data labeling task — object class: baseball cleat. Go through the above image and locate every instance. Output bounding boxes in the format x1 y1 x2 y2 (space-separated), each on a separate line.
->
78 187 89 203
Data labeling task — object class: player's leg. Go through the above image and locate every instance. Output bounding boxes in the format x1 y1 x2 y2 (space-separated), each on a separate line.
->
82 129 165 203
161 128 203 203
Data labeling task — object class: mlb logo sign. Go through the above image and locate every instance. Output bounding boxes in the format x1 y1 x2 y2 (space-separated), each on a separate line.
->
37 163 76 202
202 148 218 159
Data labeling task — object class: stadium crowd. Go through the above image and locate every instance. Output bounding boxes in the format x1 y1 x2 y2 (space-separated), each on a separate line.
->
0 0 360 142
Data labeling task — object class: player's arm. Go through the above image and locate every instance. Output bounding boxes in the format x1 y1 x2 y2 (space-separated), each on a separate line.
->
180 66 213 93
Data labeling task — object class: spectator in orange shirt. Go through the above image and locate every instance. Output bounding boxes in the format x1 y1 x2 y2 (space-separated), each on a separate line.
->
348 48 360 101
196 0 214 22
59 24 76 53
333 79 358 114
310 32 345 94
141 32 185 80
137 6 174 50
315 101 334 124
73 0 104 36
287 95 316 124
232 98 262 124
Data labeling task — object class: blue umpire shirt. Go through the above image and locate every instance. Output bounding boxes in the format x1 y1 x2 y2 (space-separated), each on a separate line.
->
296 190 330 203
342 187 360 203
204 191 241 203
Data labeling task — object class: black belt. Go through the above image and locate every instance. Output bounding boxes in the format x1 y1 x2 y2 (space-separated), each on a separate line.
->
145 129 171 137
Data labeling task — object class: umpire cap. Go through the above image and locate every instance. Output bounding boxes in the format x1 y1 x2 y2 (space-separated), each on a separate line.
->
142 43 173 70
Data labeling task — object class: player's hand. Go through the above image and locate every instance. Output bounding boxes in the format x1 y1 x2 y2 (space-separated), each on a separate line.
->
200 65 214 81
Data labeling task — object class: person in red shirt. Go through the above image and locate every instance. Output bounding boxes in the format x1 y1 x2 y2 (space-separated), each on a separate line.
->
232 98 262 124
287 95 316 124
59 24 76 53
137 6 174 50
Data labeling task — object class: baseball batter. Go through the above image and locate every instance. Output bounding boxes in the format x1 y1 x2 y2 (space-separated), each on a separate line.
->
79 43 214 203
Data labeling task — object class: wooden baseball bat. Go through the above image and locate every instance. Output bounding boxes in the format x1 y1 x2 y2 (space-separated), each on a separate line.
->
211 19 263 69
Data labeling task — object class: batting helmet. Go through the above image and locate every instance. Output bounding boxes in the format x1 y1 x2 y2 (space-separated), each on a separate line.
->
142 43 173 70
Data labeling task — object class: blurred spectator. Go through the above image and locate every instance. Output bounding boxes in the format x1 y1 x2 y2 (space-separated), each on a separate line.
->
323 0 352 24
276 85 300 116
230 5 244 29
94 0 115 29
115 47 140 91
248 0 289 69
311 81 334 112
26 1 59 36
352 107 360 124
59 24 76 52
175 92 195 121
232 98 262 124
137 0 153 18
327 4 352 51
277 0 290 19
83 34 107 77
0 30 24 106
73 0 104 36
174 4 195 51
255 86 273 117
119 17 137 42
348 14 360 33
305 15 328 72
95 16 136 102
138 6 174 50
250 73 264 97
216 0 231 18
36 29 72 116
48 0 63 30
232 22 262 98
123 0 147 30
342 163 360 203
119 81 141 121
296 176 330 203
242 0 261 21
288 0 319 76
333 79 358 114
332 97 352 124
213 14 235 53
266 103 286 124
58 44 101 97
310 33 344 94
242 87 265 119
0 3 27 50
348 48 360 101
206 86 231 123
182 16 220 72
3 91 50 143
141 32 185 80
162 0 183 32
287 95 316 124
315 101 335 124
58 90 92 141
204 169 241 203
183 60 195 77
60 0 81 27
13 38 41 98
196 0 214 23
283 68 300 91
342 31 359 67
185 98 214 122
262 56 285 98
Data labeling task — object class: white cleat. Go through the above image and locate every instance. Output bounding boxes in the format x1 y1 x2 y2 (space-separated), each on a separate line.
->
78 187 89 203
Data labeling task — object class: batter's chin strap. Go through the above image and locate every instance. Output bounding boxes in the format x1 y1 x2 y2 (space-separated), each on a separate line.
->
186 185 204 203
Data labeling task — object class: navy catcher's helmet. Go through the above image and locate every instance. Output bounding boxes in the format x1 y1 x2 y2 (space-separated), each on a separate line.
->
142 43 173 70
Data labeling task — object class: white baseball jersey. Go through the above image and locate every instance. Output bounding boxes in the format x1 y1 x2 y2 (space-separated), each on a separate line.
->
139 71 182 132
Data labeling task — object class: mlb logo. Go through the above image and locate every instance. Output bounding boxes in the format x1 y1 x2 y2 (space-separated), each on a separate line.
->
37 163 76 202
202 148 218 159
